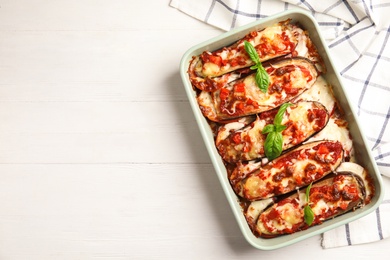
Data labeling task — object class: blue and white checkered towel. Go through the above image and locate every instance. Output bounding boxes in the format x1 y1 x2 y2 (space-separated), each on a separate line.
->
171 0 390 248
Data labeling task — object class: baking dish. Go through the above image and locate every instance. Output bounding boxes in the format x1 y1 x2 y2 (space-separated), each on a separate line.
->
179 9 384 250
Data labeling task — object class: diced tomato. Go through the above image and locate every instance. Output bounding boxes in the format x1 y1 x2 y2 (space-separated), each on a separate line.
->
238 57 247 66
299 66 312 80
317 144 329 155
254 44 263 56
246 99 258 108
230 58 238 67
266 208 279 220
209 55 222 66
301 67 309 76
219 88 229 100
236 102 244 111
339 201 349 210
234 82 246 92
283 83 299 95
343 186 360 201
266 67 275 73
281 32 289 42
232 133 241 144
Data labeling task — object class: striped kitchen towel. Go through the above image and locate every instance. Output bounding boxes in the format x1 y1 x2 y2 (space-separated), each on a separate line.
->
171 0 390 248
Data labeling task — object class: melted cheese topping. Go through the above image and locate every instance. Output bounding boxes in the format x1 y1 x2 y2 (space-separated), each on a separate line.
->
284 102 308 123
289 69 308 89
243 75 280 106
241 141 343 200
295 28 309 57
245 198 274 226
260 25 284 41
203 62 221 76
218 101 328 163
211 60 316 121
216 121 247 141
299 76 336 113
197 23 299 78
256 175 362 235
308 116 353 158
197 91 217 120
311 199 330 217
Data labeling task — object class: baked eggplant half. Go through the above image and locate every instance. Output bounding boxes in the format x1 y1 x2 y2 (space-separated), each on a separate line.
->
251 172 367 237
231 140 344 201
188 19 325 92
197 57 318 122
189 20 299 80
216 101 329 163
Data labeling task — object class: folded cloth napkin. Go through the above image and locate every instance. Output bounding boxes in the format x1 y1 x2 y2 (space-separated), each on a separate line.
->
171 0 390 249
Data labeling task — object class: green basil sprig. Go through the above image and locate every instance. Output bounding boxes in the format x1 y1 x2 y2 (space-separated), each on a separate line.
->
244 41 269 93
261 103 292 160
304 182 314 226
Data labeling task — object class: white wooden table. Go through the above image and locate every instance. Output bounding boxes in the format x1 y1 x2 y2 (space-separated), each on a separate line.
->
0 1 388 259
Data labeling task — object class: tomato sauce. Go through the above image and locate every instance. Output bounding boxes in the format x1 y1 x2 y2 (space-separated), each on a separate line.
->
246 141 343 199
218 64 313 117
258 174 362 235
308 108 328 130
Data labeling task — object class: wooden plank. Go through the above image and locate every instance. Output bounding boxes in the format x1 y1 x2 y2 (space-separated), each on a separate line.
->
0 30 219 102
0 29 219 164
0 163 235 258
0 101 211 163
0 0 217 31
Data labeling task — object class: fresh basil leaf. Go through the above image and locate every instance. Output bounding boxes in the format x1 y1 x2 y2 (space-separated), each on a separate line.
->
304 182 314 225
264 131 283 160
274 103 292 126
262 124 275 134
304 205 314 226
244 41 269 93
244 41 260 64
274 124 287 132
305 182 312 203
255 69 269 93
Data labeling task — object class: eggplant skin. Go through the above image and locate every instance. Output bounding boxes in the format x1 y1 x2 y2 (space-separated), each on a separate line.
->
255 173 365 238
233 140 344 201
216 101 330 163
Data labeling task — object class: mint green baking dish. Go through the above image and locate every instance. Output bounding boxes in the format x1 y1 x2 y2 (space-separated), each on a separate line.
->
179 9 384 250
